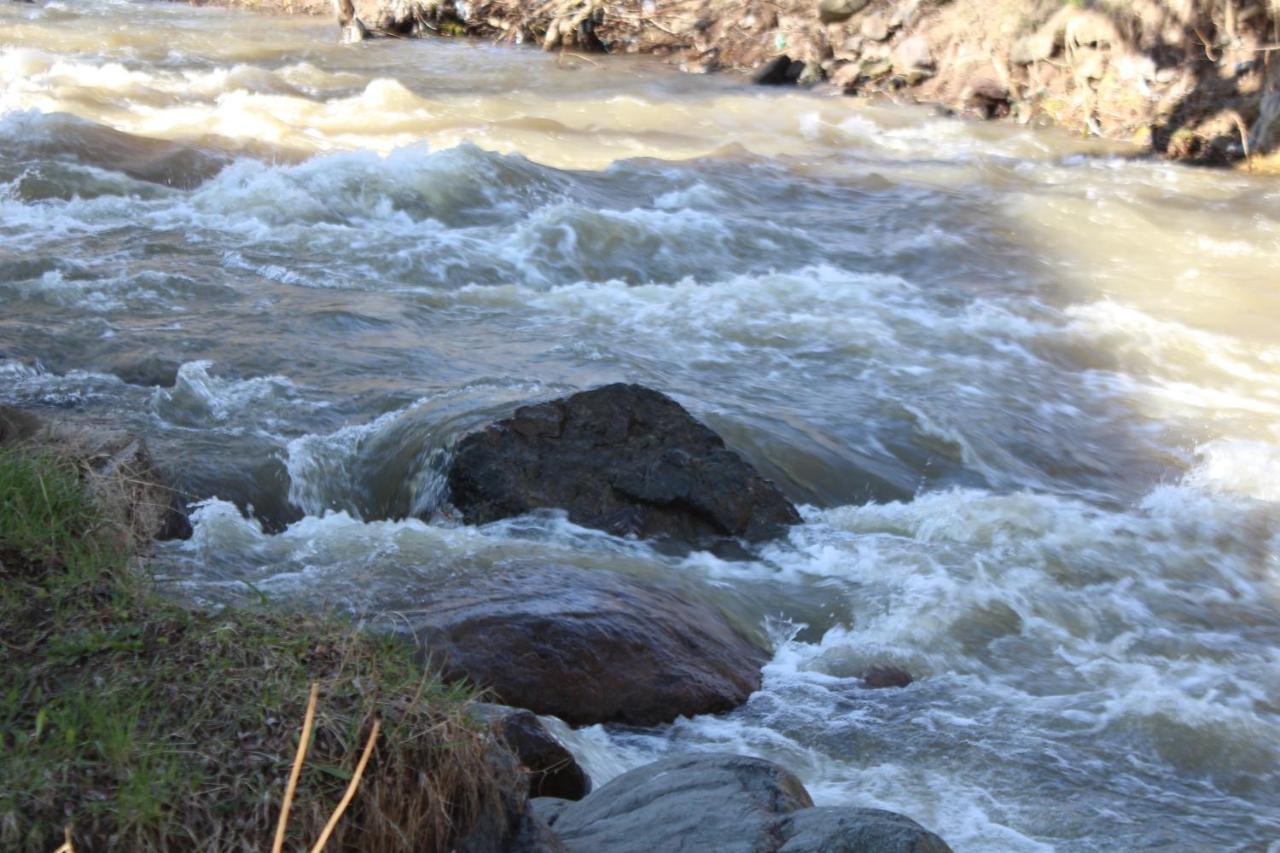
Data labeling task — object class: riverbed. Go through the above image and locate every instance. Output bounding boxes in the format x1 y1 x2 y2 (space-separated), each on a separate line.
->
3 2 1279 850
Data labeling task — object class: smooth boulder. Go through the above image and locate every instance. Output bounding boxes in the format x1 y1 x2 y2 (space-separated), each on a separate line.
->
537 753 952 853
413 564 768 726
446 384 801 544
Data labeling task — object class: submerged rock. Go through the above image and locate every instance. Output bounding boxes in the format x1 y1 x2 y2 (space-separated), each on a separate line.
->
471 703 592 801
754 55 807 86
446 384 801 545
861 665 914 689
537 753 952 853
105 353 181 388
412 563 768 726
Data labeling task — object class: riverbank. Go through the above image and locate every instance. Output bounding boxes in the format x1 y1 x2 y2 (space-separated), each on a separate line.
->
0 421 510 850
190 0 1280 169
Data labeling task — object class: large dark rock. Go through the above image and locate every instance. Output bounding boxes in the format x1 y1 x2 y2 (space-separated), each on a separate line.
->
413 563 768 726
536 753 952 853
446 384 801 545
471 703 592 801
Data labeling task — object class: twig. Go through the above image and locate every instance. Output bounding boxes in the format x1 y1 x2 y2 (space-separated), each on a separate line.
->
51 826 74 853
1193 25 1220 62
1231 110 1252 170
559 50 603 67
273 682 320 853
309 718 382 853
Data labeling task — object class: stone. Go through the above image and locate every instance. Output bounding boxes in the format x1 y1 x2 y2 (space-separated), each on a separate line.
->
446 384 802 545
778 807 953 853
889 0 921 29
471 703 592 800
964 79 1011 120
105 353 181 388
818 0 870 25
412 563 769 726
891 35 933 73
862 665 914 689
1064 9 1122 51
548 754 813 852
754 55 807 86
1011 31 1057 65
0 406 43 445
545 753 954 853
530 797 574 828
860 13 890 42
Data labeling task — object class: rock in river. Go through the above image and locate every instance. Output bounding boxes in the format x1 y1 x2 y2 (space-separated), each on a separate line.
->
413 563 769 727
446 384 802 544
470 703 592 801
534 753 953 853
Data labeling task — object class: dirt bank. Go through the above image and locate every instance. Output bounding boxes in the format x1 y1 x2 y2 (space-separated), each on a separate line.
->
193 0 1280 167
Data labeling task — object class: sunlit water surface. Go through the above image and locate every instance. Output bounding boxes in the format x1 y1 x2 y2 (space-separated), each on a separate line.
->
4 2 1280 850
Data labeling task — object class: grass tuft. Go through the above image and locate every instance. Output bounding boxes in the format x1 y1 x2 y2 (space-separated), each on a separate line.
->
0 448 507 851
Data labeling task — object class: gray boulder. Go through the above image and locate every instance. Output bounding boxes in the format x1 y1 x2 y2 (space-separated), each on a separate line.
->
446 384 802 545
542 753 812 852
413 564 768 726
539 753 953 853
779 807 952 852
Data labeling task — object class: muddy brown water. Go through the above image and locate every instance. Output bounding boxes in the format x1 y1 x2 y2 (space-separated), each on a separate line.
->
3 2 1280 850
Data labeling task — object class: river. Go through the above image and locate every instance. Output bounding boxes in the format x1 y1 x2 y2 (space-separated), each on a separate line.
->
3 1 1279 850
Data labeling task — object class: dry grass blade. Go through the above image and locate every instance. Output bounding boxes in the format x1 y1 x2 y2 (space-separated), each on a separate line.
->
310 718 382 853
51 826 74 853
274 682 321 853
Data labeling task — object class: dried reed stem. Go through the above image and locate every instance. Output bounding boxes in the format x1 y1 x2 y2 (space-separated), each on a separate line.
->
51 826 74 853
310 718 382 853
273 682 320 853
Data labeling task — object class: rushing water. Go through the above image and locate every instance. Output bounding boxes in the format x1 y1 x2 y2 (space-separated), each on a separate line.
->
5 1 1280 849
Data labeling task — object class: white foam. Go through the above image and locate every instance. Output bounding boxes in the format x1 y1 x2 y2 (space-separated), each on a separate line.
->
151 361 313 432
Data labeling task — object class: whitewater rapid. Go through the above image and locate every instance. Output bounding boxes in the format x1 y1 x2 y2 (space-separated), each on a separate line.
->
3 2 1280 850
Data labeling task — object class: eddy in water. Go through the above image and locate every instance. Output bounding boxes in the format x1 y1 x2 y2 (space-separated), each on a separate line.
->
2 1 1279 850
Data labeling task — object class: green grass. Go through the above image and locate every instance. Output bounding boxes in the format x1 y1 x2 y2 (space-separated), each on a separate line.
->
0 448 506 851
